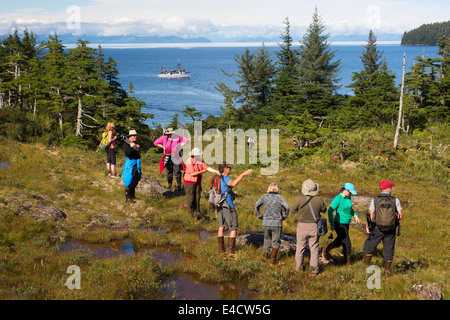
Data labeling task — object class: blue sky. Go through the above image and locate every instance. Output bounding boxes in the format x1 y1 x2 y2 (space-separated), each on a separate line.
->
2 0 93 14
1 0 449 40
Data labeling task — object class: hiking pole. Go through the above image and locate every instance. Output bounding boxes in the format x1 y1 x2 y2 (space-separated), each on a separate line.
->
118 134 140 152
365 211 375 233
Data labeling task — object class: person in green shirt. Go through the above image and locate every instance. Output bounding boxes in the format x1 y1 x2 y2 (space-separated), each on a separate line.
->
322 182 361 265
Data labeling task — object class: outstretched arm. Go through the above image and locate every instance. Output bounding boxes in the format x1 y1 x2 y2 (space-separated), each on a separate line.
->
228 169 252 187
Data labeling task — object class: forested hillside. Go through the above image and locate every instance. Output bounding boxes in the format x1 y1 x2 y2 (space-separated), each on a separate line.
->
0 9 449 161
401 21 450 46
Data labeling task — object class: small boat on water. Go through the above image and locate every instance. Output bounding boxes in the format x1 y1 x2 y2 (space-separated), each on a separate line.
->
158 63 191 79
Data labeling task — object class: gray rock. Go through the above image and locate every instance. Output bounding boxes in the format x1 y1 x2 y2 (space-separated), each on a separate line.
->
411 284 442 300
236 233 297 254
34 202 67 223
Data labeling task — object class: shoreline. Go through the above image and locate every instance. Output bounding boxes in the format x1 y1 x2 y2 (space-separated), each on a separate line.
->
63 40 402 49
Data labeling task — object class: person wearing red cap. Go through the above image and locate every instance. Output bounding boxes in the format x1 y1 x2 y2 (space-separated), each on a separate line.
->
363 181 403 274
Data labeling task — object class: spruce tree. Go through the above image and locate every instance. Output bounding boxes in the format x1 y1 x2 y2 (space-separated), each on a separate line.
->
270 17 300 117
65 39 102 137
298 7 341 117
253 43 277 123
117 81 153 134
95 45 117 120
361 30 383 75
41 33 68 136
346 30 398 126
0 29 40 110
216 45 275 127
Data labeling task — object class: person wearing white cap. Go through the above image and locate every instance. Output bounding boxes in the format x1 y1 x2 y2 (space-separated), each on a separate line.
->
183 148 219 218
322 182 361 265
154 128 189 191
122 130 141 202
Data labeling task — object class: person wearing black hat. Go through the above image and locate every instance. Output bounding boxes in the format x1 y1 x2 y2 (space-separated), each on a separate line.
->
363 181 403 274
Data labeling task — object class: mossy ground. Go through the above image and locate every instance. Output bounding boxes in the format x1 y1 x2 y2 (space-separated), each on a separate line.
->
0 131 448 300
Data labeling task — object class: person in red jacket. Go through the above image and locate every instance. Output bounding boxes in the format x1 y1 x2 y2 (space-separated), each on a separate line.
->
183 148 219 218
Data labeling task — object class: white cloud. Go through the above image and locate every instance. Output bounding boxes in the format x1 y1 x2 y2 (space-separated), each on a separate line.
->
1 0 448 40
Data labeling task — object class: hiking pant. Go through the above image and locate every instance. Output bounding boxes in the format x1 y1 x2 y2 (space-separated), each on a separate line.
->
219 206 238 231
166 160 182 187
184 183 201 214
331 223 352 255
363 226 396 262
263 226 282 253
295 222 319 274
125 165 140 198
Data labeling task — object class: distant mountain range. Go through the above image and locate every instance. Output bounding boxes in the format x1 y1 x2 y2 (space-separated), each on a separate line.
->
37 34 213 44
0 32 402 45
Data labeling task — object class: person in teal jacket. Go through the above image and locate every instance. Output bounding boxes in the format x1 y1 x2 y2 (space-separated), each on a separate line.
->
322 182 361 265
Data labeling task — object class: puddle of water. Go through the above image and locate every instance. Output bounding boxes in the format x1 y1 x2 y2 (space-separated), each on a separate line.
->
58 238 137 259
57 235 258 300
149 246 185 267
159 273 257 300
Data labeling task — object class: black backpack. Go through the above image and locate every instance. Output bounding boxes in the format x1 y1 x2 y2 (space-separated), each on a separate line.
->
374 195 397 231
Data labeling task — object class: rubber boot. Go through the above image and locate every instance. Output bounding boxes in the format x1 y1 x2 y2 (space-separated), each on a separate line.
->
218 236 226 254
384 261 392 275
263 252 269 261
363 254 372 266
345 254 351 265
125 188 134 203
130 188 136 200
322 242 336 260
269 247 279 266
228 237 236 255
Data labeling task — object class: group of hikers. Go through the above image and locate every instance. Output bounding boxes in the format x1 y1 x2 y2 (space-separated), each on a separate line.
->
102 123 403 276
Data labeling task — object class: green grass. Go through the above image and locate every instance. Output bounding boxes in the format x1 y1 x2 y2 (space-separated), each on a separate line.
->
0 131 448 300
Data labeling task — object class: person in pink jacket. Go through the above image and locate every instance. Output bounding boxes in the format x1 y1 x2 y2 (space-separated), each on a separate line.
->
154 128 189 191
184 148 219 218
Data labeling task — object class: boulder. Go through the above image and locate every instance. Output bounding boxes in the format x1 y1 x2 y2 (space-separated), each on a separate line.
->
236 233 297 255
135 176 185 198
34 202 67 223
411 284 442 300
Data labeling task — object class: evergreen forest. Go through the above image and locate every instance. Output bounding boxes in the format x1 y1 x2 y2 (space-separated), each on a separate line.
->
0 9 449 160
401 21 450 46
0 8 448 301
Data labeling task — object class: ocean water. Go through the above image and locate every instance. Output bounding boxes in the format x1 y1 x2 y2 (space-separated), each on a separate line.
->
102 43 439 127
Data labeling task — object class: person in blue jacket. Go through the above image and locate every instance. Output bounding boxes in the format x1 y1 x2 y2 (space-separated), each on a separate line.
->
217 162 252 255
122 130 142 202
